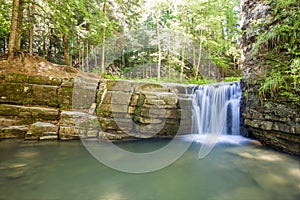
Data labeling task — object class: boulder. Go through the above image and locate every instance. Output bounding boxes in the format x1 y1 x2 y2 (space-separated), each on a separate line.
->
25 122 58 140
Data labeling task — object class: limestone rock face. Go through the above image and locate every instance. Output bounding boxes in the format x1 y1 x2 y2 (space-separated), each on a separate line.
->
26 122 58 140
59 111 100 140
0 71 192 141
0 73 74 108
240 0 300 155
96 80 193 139
0 71 100 140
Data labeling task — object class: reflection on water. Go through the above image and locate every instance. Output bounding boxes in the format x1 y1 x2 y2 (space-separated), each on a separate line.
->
0 137 299 200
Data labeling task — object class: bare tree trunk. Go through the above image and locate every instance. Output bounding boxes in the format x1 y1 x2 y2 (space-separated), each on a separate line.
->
156 10 161 81
208 49 211 78
42 36 45 57
101 43 105 74
78 40 81 69
8 0 20 60
193 44 196 74
168 52 171 80
101 0 107 75
4 37 7 53
196 30 203 79
15 0 24 52
94 46 98 73
29 1 35 56
86 42 89 71
180 47 185 82
63 33 70 66
196 42 202 79
81 44 85 71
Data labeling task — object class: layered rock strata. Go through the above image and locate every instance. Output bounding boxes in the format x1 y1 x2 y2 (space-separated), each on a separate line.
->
96 80 193 140
240 0 300 155
0 72 194 141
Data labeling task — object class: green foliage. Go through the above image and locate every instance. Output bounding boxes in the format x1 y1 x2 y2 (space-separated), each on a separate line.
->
1 0 242 80
258 70 286 100
289 58 300 90
258 58 300 103
254 0 300 104
223 77 241 82
187 78 216 85
0 0 11 38
102 73 120 80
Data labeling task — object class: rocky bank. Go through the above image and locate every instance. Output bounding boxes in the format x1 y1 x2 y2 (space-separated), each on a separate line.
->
240 0 300 156
0 57 194 141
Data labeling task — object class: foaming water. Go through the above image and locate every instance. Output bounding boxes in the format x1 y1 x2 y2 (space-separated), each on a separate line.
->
180 134 254 146
191 82 242 135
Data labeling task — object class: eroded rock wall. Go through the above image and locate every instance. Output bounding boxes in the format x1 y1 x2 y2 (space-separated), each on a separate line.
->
96 80 193 140
0 72 100 140
0 73 194 141
240 0 300 155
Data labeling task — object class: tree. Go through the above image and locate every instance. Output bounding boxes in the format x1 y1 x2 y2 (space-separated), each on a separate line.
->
0 0 12 54
8 0 20 60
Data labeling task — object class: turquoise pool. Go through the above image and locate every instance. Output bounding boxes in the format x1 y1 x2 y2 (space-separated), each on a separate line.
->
0 136 299 200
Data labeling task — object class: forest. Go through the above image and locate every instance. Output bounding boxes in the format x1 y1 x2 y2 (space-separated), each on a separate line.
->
1 0 299 87
0 0 242 83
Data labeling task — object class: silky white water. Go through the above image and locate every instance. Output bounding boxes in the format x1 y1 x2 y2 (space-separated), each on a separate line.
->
192 82 242 136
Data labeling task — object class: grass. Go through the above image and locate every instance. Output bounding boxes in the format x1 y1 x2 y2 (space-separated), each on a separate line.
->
222 77 242 82
102 74 242 86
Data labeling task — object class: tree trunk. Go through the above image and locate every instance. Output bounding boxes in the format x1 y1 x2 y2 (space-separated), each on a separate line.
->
193 44 196 74
63 33 70 66
81 44 85 71
86 42 89 72
101 0 107 75
196 41 203 79
29 1 35 56
168 52 171 80
4 37 7 53
94 46 98 73
196 30 203 79
78 40 81 69
208 49 211 78
156 10 161 81
15 0 24 52
180 47 185 82
8 0 20 60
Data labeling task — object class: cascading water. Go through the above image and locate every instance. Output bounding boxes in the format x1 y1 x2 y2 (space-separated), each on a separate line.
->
192 81 242 136
190 82 242 158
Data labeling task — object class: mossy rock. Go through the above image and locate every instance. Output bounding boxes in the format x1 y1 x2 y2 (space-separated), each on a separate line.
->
135 83 163 92
106 80 132 92
58 86 73 109
0 126 28 139
28 75 62 86
0 83 59 107
4 73 29 83
0 104 59 124
0 104 21 116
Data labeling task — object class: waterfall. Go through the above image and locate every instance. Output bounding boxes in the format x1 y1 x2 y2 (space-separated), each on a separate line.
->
192 82 242 136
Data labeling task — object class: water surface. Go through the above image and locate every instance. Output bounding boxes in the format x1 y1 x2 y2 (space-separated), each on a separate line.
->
0 137 299 200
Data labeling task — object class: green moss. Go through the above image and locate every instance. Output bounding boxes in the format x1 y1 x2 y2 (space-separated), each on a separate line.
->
0 105 21 116
5 73 29 83
96 107 112 118
58 86 73 109
28 75 62 86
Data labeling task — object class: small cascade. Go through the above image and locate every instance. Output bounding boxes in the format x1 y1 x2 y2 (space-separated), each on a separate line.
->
192 82 242 136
